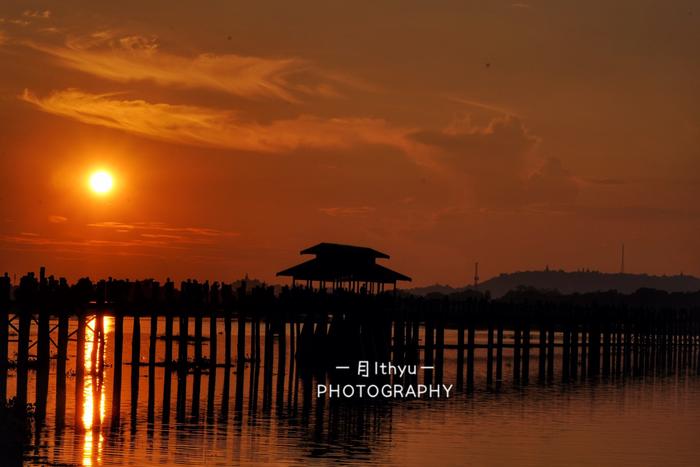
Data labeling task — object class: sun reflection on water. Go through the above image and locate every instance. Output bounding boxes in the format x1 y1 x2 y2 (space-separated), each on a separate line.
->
81 315 112 466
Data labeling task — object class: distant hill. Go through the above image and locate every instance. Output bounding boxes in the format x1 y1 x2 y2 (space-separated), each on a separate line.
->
407 270 700 298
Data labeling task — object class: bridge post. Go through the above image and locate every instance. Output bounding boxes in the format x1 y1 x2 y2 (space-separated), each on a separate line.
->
111 314 124 428
55 311 69 426
486 320 494 387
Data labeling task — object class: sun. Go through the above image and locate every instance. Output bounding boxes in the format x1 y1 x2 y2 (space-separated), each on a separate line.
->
89 170 114 195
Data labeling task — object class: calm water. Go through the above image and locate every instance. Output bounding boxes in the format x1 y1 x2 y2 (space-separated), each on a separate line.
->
9 317 700 466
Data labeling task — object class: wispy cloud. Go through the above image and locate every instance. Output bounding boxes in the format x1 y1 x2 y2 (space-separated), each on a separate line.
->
0 234 178 249
0 18 30 26
0 220 239 255
21 30 350 102
23 10 51 19
21 88 411 153
86 221 238 241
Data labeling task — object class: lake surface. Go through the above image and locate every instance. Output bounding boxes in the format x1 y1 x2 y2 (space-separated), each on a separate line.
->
8 316 700 466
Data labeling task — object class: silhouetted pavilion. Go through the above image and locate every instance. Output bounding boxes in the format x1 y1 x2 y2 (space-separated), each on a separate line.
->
276 242 411 293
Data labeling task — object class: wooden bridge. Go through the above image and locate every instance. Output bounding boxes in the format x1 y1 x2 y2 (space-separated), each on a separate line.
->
1 270 700 434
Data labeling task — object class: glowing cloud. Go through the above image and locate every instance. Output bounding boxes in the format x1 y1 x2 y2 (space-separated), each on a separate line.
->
21 88 412 153
24 31 352 102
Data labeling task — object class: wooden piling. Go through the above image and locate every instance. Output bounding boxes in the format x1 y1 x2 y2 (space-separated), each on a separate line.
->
162 312 173 424
456 321 464 389
496 321 504 384
262 321 274 410
602 323 611 377
547 326 555 381
623 323 632 376
16 310 31 406
589 323 601 377
131 315 141 422
580 326 587 378
224 312 232 367
206 313 217 422
424 318 434 384
75 314 86 430
538 324 546 382
55 312 69 426
521 324 530 384
147 313 158 423
513 324 521 385
467 320 475 389
486 321 494 386
435 319 445 385
35 307 51 422
562 326 571 382
111 314 124 428
570 326 579 380
176 314 188 421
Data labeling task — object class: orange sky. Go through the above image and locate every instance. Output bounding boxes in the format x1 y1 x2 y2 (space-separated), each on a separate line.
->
0 1 698 286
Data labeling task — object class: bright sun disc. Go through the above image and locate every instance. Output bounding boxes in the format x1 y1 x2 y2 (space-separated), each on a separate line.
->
89 171 114 194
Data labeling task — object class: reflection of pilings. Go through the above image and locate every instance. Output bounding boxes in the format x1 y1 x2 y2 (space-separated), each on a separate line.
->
276 320 287 409
219 308 231 422
521 323 530 384
237 314 246 365
206 314 217 422
16 309 30 406
249 319 261 414
224 313 232 368
466 320 475 389
562 325 571 381
570 326 579 380
220 364 231 424
221 310 233 424
35 307 50 422
111 314 124 428
162 314 173 424
75 314 86 430
538 325 546 383
147 313 158 423
192 314 202 421
234 314 246 417
262 321 274 411
92 312 105 430
623 323 632 376
287 320 296 409
176 314 188 422
590 322 602 378
130 315 141 427
55 312 69 426
496 321 504 385
486 321 493 387
191 368 202 422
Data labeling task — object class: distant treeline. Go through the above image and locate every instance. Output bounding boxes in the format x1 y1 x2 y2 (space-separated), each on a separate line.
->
407 270 700 299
